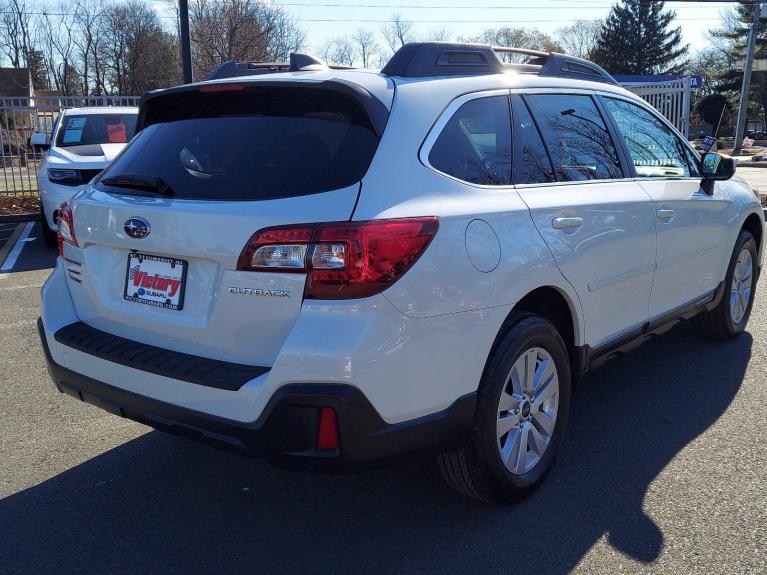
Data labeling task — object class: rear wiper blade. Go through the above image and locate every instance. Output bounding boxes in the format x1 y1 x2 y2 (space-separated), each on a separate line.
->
100 174 175 196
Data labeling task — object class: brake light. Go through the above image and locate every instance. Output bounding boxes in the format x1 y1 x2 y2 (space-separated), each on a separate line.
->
237 217 439 299
198 83 245 93
56 201 78 257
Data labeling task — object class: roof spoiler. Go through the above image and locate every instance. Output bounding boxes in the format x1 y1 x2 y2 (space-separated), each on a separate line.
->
137 79 389 138
380 42 618 85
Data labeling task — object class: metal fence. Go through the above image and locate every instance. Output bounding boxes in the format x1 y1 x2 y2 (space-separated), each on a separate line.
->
0 95 140 197
622 77 692 138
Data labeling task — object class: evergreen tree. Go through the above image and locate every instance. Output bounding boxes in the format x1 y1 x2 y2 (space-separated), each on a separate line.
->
713 5 767 134
591 0 688 75
27 49 50 91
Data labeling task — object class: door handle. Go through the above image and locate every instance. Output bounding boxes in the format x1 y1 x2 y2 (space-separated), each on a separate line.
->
552 217 583 230
656 209 675 220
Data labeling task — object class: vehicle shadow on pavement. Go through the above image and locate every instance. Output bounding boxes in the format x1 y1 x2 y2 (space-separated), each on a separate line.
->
0 323 752 574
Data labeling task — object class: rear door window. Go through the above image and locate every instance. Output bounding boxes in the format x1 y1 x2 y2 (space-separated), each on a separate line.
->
525 94 623 182
511 96 555 184
428 95 512 185
97 87 380 201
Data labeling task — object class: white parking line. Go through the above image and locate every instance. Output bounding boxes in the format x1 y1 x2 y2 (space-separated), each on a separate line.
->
0 221 35 273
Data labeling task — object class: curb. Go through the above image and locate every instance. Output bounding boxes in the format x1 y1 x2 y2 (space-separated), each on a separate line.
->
737 161 767 168
0 212 39 224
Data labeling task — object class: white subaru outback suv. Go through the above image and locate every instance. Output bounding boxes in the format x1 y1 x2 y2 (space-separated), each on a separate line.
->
38 44 764 503
35 106 138 246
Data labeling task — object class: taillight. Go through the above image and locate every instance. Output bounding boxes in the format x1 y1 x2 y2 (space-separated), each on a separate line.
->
56 201 78 257
237 217 439 299
236 226 314 272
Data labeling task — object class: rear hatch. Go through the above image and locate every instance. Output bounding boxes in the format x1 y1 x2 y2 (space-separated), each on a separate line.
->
64 81 389 367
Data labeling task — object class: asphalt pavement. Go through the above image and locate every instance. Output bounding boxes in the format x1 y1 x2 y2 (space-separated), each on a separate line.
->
0 218 765 574
0 222 22 262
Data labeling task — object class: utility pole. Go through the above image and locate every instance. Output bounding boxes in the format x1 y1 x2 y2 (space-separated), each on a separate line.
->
733 1 762 155
179 0 193 84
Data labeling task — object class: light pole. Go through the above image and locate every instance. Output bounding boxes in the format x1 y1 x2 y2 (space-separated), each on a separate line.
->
179 0 193 84
733 1 762 155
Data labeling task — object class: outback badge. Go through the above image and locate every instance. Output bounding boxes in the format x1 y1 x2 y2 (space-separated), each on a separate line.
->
228 287 290 298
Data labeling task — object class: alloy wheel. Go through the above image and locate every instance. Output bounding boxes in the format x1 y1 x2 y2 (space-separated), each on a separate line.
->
497 347 559 475
730 248 753 325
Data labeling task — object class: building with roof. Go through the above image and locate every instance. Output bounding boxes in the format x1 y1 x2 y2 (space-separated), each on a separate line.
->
0 67 32 98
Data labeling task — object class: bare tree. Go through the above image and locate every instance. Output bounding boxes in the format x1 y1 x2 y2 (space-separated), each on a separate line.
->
466 27 562 63
267 8 307 62
70 0 107 95
37 2 80 94
319 36 356 67
189 0 305 80
351 28 378 68
96 0 179 94
0 0 32 67
424 27 451 43
0 0 417 96
381 13 415 55
554 20 603 59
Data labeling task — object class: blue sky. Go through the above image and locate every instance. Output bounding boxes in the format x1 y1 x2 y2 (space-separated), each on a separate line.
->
264 0 733 52
29 0 736 54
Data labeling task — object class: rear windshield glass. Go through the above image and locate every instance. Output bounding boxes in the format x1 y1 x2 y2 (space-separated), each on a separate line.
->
97 87 380 201
56 114 137 147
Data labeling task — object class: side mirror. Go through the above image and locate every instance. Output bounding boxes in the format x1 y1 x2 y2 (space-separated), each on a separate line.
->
701 152 735 181
30 132 50 149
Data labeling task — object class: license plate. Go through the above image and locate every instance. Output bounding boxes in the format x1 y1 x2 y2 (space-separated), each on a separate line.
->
124 252 187 310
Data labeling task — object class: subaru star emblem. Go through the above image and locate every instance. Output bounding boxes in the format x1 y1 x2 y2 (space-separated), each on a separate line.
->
124 217 150 239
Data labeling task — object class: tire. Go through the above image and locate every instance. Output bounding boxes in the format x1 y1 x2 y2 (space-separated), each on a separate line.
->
437 313 572 504
40 204 57 248
693 230 758 340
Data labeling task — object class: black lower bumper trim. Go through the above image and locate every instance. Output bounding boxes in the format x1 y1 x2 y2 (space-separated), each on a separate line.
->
39 318 476 472
54 321 269 391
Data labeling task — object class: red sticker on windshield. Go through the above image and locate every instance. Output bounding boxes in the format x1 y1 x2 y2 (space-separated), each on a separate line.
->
107 122 127 143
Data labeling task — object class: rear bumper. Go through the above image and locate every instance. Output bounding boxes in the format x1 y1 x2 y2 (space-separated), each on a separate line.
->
38 318 475 472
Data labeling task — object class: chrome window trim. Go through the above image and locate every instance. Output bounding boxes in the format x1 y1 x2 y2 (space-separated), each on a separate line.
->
420 87 705 191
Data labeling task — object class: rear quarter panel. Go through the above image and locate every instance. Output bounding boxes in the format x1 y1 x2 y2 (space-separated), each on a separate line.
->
354 80 584 345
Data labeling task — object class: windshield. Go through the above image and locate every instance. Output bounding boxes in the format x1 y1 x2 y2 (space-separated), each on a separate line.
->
97 87 380 201
56 114 137 147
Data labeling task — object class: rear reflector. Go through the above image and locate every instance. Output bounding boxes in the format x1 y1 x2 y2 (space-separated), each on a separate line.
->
237 217 439 300
317 407 339 451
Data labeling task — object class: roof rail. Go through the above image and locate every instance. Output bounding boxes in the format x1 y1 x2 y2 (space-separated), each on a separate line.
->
206 53 355 80
380 42 617 85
